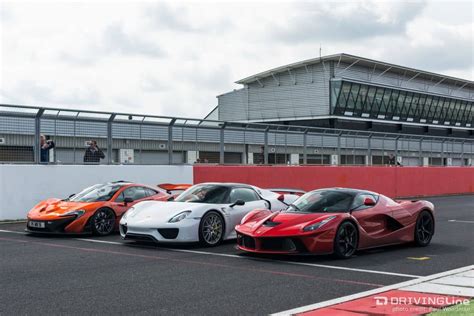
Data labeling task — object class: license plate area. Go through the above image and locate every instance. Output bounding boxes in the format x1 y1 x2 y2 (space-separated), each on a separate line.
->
28 221 45 228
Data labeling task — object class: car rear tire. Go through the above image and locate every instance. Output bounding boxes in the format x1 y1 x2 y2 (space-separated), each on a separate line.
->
414 211 434 247
199 211 224 247
333 221 358 259
91 208 116 236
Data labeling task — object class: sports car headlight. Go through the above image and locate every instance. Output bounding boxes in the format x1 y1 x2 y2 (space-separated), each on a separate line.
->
302 216 336 232
169 211 192 223
59 210 86 218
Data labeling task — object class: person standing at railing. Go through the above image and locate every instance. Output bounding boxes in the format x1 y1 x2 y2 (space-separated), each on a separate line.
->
83 140 105 164
40 134 55 163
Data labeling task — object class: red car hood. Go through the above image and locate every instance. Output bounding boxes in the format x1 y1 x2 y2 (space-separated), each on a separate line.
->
28 198 97 219
240 211 343 237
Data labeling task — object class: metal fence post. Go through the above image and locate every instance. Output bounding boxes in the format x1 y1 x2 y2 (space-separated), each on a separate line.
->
367 134 372 166
419 137 423 166
395 136 400 161
337 132 342 165
303 130 308 165
168 119 176 165
441 139 446 165
219 124 226 164
34 109 45 164
264 127 269 164
139 117 144 164
107 114 116 164
73 113 79 164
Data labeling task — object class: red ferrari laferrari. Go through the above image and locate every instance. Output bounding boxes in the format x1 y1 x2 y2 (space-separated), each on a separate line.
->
26 181 184 236
235 188 435 258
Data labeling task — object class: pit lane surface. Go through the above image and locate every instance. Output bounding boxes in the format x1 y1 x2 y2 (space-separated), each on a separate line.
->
0 195 472 315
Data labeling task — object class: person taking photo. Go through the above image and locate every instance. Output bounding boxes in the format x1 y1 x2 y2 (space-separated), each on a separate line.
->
83 140 105 164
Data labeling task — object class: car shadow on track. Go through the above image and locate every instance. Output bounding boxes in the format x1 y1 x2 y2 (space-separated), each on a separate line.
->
22 230 469 267
239 242 470 265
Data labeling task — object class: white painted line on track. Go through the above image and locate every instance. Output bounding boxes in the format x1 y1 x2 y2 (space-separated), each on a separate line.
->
0 220 27 224
0 229 26 234
402 282 474 297
448 219 474 224
75 238 121 245
431 275 474 287
271 265 474 316
77 238 421 278
0 229 422 278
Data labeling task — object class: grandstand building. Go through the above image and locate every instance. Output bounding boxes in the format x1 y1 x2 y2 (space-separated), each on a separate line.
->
216 53 473 137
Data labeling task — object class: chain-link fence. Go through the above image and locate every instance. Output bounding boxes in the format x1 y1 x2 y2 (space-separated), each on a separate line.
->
0 104 472 166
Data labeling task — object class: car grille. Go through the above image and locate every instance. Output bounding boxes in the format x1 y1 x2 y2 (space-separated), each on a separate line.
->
260 238 303 252
157 228 179 239
237 234 256 249
125 233 155 242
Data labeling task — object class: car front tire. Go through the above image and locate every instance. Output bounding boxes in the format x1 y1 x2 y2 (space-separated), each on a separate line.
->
199 211 224 247
333 221 358 259
91 208 116 236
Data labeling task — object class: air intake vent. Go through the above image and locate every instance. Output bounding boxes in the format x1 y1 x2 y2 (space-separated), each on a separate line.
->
263 220 281 227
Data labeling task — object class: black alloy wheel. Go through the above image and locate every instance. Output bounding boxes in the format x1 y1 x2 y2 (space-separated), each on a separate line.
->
333 221 358 259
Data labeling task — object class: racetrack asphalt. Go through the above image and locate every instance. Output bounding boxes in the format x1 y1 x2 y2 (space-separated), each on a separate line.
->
0 195 473 315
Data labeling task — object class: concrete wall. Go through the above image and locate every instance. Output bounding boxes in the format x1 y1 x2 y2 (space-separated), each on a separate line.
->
0 165 193 220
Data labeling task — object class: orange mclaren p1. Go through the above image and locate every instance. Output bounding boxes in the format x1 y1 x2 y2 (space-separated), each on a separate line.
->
26 181 190 236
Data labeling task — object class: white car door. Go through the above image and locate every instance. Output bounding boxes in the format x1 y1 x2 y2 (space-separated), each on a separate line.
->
224 187 268 238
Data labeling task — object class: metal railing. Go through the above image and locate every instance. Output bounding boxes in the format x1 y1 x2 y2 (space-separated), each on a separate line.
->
0 103 472 166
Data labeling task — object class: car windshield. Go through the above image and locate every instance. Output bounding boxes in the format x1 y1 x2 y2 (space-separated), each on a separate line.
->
286 190 355 213
69 184 122 202
175 184 230 204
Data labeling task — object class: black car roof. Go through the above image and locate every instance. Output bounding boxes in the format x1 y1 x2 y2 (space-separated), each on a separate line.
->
195 182 256 189
310 187 378 196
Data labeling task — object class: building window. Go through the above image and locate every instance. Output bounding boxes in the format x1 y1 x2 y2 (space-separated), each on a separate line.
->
331 80 473 127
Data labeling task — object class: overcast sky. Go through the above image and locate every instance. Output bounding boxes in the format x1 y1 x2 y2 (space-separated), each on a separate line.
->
0 0 472 118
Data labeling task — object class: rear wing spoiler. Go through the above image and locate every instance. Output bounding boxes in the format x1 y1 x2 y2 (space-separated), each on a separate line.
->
267 188 306 196
157 183 192 194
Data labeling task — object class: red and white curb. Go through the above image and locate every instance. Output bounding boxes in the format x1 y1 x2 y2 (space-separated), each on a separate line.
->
272 265 474 315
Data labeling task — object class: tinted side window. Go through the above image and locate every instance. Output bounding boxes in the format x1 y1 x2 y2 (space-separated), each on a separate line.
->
144 188 158 197
230 188 260 203
116 187 147 202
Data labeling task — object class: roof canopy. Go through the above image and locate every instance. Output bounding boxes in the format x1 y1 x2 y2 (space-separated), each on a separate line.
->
236 53 473 91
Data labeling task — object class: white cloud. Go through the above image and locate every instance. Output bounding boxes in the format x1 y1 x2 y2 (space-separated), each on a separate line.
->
269 1 427 42
0 0 472 119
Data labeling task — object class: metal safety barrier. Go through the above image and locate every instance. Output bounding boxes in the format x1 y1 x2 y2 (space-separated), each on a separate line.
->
0 103 472 166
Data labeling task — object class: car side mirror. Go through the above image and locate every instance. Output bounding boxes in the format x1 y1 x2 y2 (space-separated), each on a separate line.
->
68 194 75 198
230 199 245 207
363 197 376 206
124 197 134 205
167 196 175 201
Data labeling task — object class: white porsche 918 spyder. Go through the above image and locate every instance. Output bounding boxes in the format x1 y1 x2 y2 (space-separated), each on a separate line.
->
119 183 302 246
